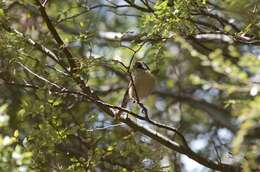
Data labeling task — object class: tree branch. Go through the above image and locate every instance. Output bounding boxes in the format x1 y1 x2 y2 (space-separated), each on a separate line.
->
156 90 238 133
34 0 78 72
2 77 239 171
124 0 154 12
5 2 241 171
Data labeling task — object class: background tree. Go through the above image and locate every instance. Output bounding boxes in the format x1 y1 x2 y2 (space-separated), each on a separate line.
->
0 0 259 171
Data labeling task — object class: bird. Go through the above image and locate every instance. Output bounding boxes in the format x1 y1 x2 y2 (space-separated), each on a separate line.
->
129 61 155 101
115 61 155 119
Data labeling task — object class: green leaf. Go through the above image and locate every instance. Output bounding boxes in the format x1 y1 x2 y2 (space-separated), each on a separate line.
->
0 104 8 113
0 9 5 18
14 130 19 138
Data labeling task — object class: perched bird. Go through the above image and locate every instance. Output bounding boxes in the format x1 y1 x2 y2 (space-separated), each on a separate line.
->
115 61 155 119
129 61 155 101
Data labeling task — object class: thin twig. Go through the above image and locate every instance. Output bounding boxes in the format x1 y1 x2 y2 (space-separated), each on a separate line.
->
2 80 239 171
86 123 125 132
42 0 48 7
17 62 62 89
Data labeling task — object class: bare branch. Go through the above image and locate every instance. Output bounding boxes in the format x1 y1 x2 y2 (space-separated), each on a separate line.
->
17 62 62 89
86 123 125 132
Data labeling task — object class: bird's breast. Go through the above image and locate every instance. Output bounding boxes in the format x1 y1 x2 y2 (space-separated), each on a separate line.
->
129 70 155 100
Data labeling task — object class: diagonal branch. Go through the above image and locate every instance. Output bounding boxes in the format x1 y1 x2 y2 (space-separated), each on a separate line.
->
17 62 62 89
10 2 240 171
102 63 238 133
156 90 238 133
34 0 78 72
3 78 239 171
34 0 94 97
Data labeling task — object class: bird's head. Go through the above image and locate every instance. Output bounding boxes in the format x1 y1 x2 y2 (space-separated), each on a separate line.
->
133 61 150 71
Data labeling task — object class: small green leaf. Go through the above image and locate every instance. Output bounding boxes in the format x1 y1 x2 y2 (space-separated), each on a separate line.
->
0 9 5 18
18 109 26 117
53 99 62 106
14 130 19 138
107 146 114 152
80 22 84 28
0 104 8 113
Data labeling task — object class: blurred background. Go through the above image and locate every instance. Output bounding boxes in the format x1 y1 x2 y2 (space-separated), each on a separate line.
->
0 0 259 171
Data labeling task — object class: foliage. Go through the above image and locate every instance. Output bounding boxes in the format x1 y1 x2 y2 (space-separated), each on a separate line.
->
0 104 32 172
0 0 259 172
